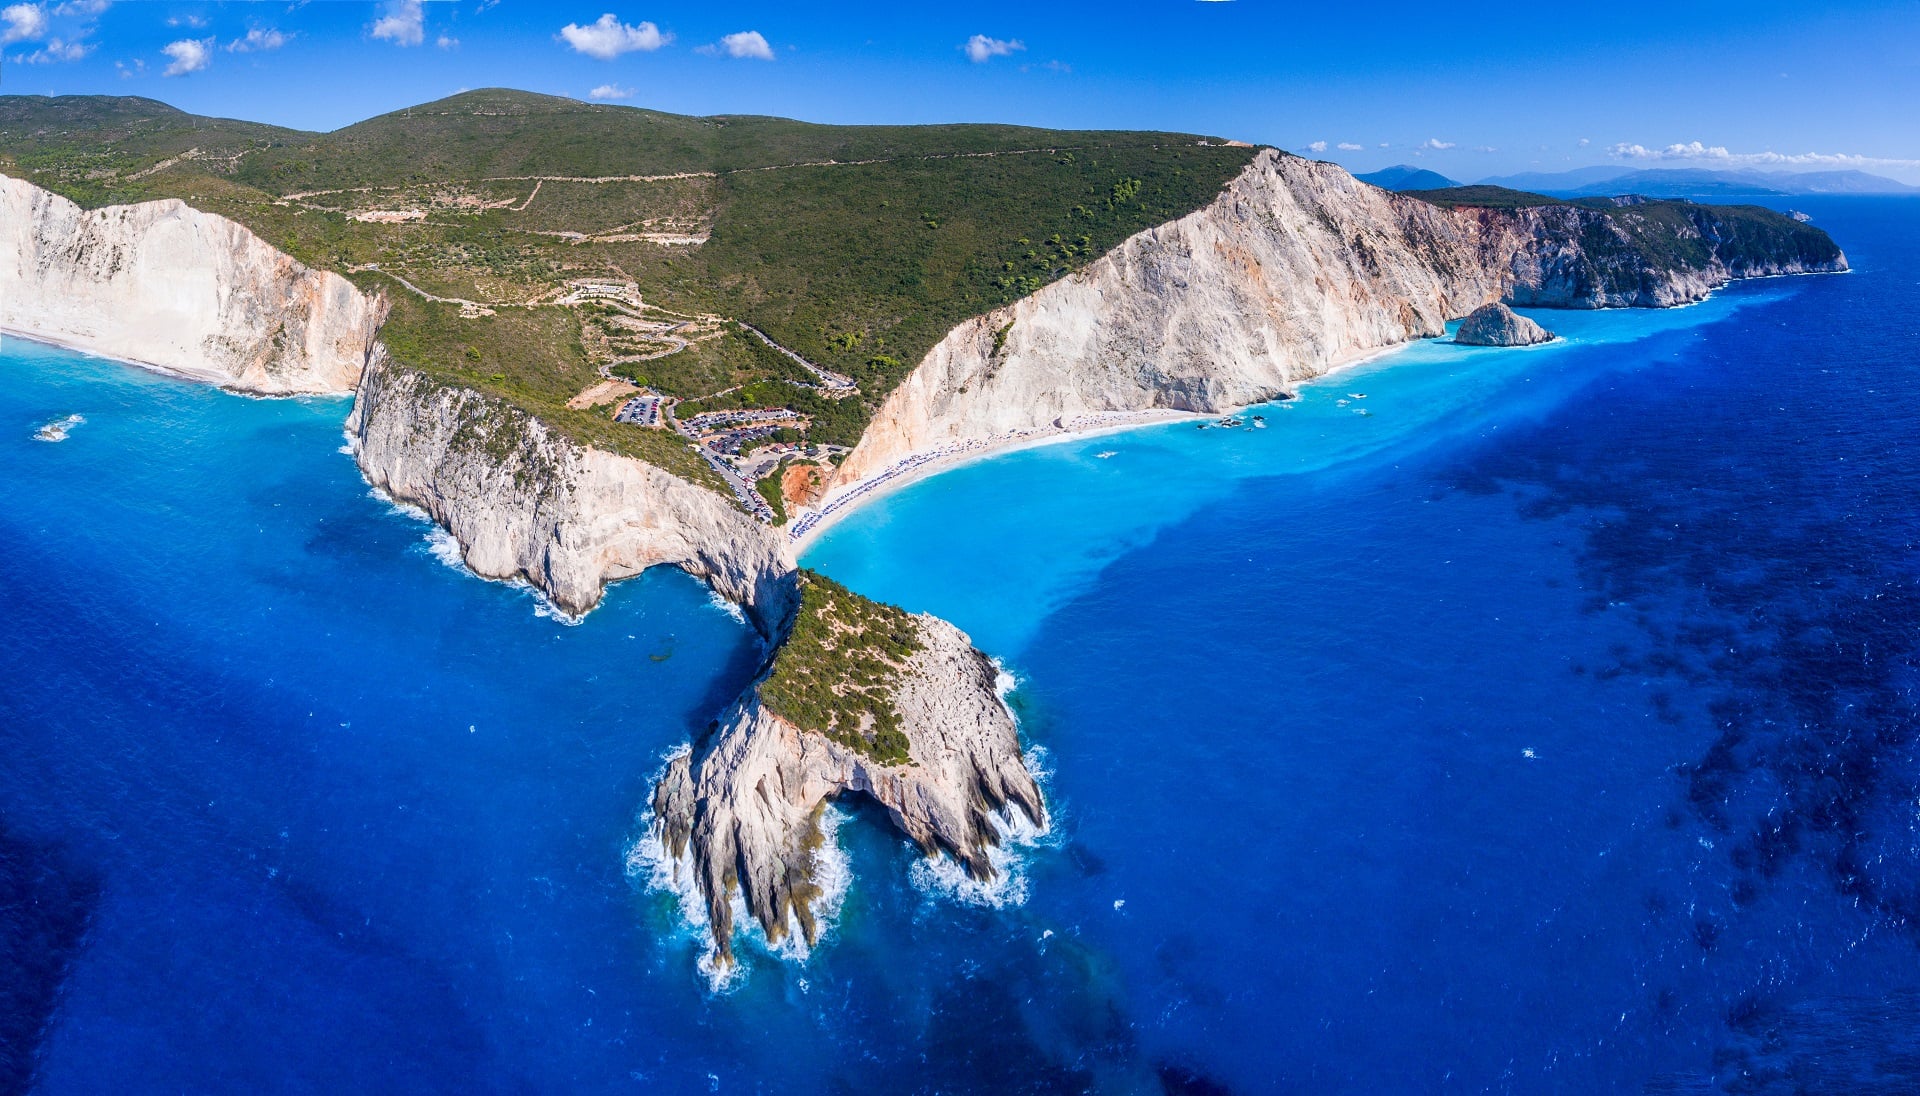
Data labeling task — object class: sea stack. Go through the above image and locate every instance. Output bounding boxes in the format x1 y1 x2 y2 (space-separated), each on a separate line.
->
1455 302 1556 347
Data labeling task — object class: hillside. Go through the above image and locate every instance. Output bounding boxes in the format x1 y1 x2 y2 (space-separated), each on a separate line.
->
0 91 1838 526
1407 185 1844 288
0 89 1258 510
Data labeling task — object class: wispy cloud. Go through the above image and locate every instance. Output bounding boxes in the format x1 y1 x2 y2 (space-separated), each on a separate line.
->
114 56 143 78
53 0 107 16
0 3 46 44
1421 138 1456 151
227 27 290 53
11 35 87 62
165 13 206 29
963 34 1023 63
559 14 670 59
697 29 772 60
1336 142 1363 151
589 83 634 100
1609 140 1920 171
436 33 458 49
370 0 424 47
162 36 212 76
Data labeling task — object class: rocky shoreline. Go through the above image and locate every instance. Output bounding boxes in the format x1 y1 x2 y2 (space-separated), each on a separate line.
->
821 149 1846 504
652 610 1044 967
0 157 1847 974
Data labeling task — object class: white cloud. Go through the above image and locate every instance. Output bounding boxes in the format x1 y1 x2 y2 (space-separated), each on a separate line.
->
161 36 212 75
371 0 424 47
53 0 107 15
0 3 46 44
1471 145 1497 153
114 57 143 78
559 14 669 59
1336 142 1363 151
1306 140 1327 153
1421 138 1456 151
963 34 1023 63
589 82 633 100
705 29 772 60
1578 137 1591 147
12 35 86 61
1608 140 1920 172
436 33 458 49
165 13 206 28
227 27 289 53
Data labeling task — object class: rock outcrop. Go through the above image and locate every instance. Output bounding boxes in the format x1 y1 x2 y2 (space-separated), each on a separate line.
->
0 174 384 395
348 355 795 625
652 611 1043 966
830 149 1846 490
1454 302 1555 347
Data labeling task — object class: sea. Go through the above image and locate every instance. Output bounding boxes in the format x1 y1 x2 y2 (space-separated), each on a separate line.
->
4 198 1918 1093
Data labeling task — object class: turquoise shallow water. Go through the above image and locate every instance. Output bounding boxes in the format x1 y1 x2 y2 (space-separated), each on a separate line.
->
5 198 1920 1092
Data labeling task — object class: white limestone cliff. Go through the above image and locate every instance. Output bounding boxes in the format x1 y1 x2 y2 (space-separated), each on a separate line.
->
830 150 1846 489
0 174 383 395
348 356 796 626
651 612 1043 966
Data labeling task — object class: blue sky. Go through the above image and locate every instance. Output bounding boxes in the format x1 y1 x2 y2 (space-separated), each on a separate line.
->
2 1 1916 182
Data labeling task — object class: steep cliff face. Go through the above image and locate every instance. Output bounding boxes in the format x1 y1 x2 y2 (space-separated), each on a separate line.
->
833 150 1846 488
652 611 1044 966
1464 198 1848 309
348 355 795 626
837 150 1501 485
0 175 383 395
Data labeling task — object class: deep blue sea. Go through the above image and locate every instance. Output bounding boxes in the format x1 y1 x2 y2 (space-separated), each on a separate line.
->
5 198 1919 1093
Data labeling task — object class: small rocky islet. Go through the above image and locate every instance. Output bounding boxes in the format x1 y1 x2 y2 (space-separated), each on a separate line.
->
1454 301 1557 346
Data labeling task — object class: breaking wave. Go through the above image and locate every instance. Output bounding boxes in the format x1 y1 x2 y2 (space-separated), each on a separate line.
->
625 749 852 992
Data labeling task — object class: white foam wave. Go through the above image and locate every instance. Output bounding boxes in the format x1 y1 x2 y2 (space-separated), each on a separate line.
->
422 525 467 571
992 658 1019 698
909 798 1054 910
625 750 850 989
705 587 747 624
33 413 84 442
366 485 586 625
368 485 431 523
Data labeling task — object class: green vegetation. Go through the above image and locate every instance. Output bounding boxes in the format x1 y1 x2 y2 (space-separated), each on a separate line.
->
0 89 1258 501
756 464 789 525
1406 186 1844 286
758 571 925 766
371 289 727 493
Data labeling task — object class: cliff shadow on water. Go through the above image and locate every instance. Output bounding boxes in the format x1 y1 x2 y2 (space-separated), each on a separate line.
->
1432 202 1920 1085
0 818 102 1094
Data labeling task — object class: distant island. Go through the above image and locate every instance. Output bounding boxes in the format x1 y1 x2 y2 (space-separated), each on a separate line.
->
1355 164 1461 191
0 89 1848 970
1351 161 1917 200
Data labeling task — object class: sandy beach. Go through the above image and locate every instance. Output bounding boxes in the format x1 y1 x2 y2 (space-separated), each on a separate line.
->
785 338 1426 552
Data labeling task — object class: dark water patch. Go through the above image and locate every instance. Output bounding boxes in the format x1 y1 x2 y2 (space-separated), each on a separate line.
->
1444 270 1920 942
1157 1062 1236 1096
0 820 100 1095
1714 990 1920 1094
